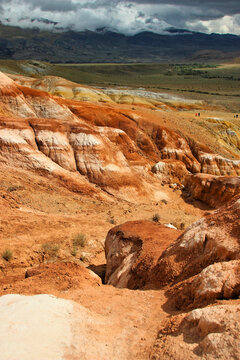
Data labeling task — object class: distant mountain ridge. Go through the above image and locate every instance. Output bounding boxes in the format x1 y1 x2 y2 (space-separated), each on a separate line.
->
0 23 239 63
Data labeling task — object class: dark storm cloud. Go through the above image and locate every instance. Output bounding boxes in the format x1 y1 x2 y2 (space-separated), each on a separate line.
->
30 0 78 12
129 0 240 15
7 0 78 12
0 0 239 35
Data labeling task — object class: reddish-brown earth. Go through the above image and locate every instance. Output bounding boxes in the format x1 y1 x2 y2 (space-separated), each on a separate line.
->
0 71 239 359
105 197 240 359
105 220 181 289
185 173 240 207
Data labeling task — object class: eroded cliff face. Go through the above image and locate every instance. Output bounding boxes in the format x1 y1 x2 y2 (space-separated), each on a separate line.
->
0 70 239 205
184 173 240 207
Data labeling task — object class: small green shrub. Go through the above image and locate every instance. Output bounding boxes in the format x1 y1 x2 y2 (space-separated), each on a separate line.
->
108 217 116 225
42 242 59 257
2 249 13 261
7 185 24 192
7 186 18 192
180 222 185 230
152 213 160 223
72 233 86 248
71 247 77 257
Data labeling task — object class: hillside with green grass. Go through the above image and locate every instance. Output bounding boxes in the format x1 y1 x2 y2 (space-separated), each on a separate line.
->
1 60 240 111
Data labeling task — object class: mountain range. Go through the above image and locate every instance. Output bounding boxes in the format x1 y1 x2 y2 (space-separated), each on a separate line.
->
0 22 240 63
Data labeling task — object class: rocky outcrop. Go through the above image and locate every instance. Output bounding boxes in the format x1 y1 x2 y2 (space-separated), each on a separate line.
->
105 197 240 297
1 71 240 205
198 152 240 176
184 173 240 207
172 260 240 310
104 198 240 359
152 159 189 184
1 292 133 360
0 73 164 201
0 72 77 121
154 197 240 288
24 262 102 290
152 126 201 173
105 220 181 289
9 74 113 103
152 304 240 360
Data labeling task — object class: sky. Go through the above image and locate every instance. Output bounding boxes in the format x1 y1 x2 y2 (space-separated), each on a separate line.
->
0 0 240 35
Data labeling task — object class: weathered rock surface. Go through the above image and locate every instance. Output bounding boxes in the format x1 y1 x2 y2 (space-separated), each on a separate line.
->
24 262 102 289
105 220 181 289
152 159 189 184
172 260 240 310
1 292 145 360
151 127 201 173
0 71 240 205
184 173 240 207
9 73 114 103
198 152 240 176
152 304 240 360
154 196 240 287
105 197 240 301
104 198 240 359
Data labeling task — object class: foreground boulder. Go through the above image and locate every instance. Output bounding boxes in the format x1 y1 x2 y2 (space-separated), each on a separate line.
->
105 197 240 305
152 304 240 360
105 220 181 289
0 293 139 360
154 196 240 289
171 260 240 310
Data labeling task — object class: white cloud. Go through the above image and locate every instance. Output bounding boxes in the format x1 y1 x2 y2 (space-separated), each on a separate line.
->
187 15 240 35
0 0 239 35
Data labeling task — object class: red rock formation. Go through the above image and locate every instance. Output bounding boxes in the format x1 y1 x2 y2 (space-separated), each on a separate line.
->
154 196 240 287
24 262 102 290
1 71 240 205
105 220 181 288
152 159 189 184
172 260 240 310
198 152 240 176
151 126 201 173
104 197 240 359
152 304 240 360
105 197 240 299
184 173 240 207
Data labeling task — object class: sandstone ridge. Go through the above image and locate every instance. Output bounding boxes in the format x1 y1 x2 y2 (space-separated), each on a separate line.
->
0 72 239 205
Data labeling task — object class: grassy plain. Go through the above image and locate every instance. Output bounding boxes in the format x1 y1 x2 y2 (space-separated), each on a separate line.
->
0 60 240 111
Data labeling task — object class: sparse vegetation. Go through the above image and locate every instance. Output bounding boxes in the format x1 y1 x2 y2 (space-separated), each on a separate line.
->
108 217 116 225
7 185 24 192
72 233 86 248
7 186 18 192
0 59 240 110
71 247 78 257
180 222 186 230
2 249 13 261
41 242 60 257
152 213 160 223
